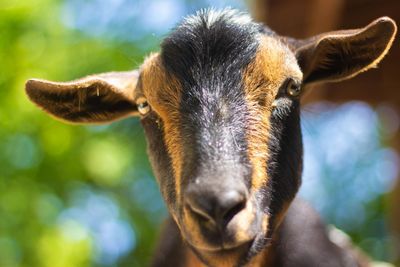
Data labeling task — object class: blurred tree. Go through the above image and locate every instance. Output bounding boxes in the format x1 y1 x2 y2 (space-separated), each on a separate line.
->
0 0 161 266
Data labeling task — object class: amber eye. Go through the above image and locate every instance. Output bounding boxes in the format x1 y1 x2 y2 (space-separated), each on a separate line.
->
286 79 301 97
136 97 151 115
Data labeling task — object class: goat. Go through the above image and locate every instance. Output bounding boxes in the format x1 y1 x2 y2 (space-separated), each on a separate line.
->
25 9 397 267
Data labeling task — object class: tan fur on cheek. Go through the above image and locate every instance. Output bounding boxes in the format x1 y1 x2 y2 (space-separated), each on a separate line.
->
243 38 278 192
244 36 301 191
140 53 185 206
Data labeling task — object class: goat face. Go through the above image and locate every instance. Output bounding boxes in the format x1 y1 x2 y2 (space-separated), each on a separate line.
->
25 8 396 267
139 10 304 264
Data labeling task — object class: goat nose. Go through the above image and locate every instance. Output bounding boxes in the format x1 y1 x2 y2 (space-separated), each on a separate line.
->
185 185 247 228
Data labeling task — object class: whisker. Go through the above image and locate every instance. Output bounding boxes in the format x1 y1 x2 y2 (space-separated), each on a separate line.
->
230 126 241 151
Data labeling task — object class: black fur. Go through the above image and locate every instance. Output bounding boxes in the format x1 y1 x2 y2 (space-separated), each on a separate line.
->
267 99 303 228
151 9 305 266
161 10 263 193
146 9 358 267
159 10 267 254
274 199 360 267
141 114 178 213
237 93 303 266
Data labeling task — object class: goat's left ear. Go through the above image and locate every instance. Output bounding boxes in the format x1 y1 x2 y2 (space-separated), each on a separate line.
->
294 17 397 85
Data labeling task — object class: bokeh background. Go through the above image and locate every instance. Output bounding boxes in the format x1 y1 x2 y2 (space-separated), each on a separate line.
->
0 0 399 266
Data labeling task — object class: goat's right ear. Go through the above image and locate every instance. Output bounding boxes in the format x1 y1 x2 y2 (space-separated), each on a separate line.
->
25 70 140 124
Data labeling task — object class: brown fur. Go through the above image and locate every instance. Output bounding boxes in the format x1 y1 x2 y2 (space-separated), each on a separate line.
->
25 71 139 123
243 36 302 191
141 54 221 249
141 53 185 212
293 17 397 84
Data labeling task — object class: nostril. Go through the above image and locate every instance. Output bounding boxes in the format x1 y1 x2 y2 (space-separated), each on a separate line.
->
185 189 217 223
186 199 215 223
222 200 246 226
218 190 247 227
185 186 248 228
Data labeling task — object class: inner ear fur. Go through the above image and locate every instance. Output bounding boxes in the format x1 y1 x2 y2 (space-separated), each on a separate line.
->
26 70 139 124
293 17 397 84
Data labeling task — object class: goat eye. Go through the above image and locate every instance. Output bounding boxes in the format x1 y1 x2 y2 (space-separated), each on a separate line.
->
286 79 301 97
137 97 151 115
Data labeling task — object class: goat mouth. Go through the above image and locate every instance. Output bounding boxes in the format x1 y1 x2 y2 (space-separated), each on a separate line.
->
190 236 255 254
220 239 254 252
199 234 273 265
182 223 259 253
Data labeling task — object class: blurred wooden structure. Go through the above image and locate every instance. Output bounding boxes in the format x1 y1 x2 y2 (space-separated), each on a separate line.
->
251 0 400 264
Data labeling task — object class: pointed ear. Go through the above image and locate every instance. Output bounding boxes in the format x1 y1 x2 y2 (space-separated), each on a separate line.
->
26 70 140 124
293 17 397 85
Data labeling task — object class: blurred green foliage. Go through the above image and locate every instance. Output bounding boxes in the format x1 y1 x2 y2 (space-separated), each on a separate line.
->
0 1 163 266
0 0 398 266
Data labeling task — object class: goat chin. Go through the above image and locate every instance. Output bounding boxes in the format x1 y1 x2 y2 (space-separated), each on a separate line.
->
179 197 267 253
